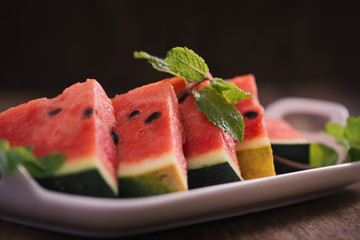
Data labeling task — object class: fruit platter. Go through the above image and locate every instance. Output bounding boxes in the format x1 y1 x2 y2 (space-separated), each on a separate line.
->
1 47 359 237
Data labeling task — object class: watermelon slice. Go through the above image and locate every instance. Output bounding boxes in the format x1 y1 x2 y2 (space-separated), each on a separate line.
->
180 93 242 189
169 75 275 180
228 74 276 179
0 79 118 197
112 80 188 197
265 117 310 174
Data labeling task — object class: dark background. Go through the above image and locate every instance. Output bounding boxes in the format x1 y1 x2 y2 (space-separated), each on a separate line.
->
1 1 359 115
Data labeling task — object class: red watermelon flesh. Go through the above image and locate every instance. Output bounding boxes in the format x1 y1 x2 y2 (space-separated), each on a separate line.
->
0 79 118 197
112 80 188 197
180 93 241 188
264 117 308 143
230 75 268 142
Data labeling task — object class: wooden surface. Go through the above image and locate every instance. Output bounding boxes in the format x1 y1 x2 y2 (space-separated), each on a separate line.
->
1 181 360 240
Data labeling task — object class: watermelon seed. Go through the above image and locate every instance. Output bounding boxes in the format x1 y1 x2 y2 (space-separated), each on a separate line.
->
128 110 140 120
47 108 62 117
244 111 258 119
145 112 161 124
111 131 119 145
83 108 94 119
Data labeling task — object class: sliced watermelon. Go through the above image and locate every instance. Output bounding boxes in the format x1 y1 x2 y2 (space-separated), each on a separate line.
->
180 93 242 189
169 75 275 180
112 80 188 197
229 74 276 179
0 79 118 197
265 117 310 173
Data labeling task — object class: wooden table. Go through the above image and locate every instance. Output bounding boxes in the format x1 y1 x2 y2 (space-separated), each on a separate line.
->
1 181 359 240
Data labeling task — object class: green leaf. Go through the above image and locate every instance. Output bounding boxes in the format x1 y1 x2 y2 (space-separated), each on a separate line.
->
309 143 339 167
210 78 252 104
36 153 66 178
166 47 209 82
133 51 177 76
0 140 10 151
22 152 65 178
0 150 11 174
192 86 245 142
344 117 360 148
0 139 65 177
325 122 347 147
348 147 360 162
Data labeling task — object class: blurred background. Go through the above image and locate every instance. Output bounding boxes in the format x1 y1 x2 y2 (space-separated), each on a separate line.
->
1 1 359 117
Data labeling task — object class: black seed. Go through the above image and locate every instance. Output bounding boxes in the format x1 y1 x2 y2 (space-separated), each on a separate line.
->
48 108 62 117
244 111 258 119
128 110 140 120
145 112 161 124
111 131 118 145
83 108 94 119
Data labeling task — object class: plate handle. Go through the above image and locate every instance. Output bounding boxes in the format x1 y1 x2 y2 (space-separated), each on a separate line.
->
264 97 349 163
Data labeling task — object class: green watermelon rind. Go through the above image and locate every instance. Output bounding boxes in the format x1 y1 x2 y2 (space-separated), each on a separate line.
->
118 163 187 198
188 162 241 189
36 168 116 198
236 140 275 180
185 148 242 188
271 143 310 174
51 156 118 196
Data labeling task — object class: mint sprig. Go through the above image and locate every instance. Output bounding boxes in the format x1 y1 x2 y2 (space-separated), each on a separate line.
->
134 46 251 142
166 47 209 82
211 78 252 104
309 143 338 167
0 139 65 178
325 116 360 162
192 86 245 142
133 51 177 76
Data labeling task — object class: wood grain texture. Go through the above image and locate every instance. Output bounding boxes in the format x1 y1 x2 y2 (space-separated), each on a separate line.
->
1 181 360 240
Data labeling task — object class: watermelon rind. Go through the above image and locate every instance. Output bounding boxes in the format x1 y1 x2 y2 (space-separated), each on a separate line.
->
117 152 187 197
188 162 241 189
50 156 118 196
186 148 242 188
118 163 186 197
36 168 116 198
236 137 275 180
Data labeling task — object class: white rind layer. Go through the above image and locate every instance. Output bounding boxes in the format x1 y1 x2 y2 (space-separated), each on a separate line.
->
235 137 271 151
186 148 241 178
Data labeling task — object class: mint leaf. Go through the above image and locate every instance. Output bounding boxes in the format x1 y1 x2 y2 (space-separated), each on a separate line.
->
348 147 360 162
0 140 10 151
0 139 65 177
166 47 209 82
325 122 347 147
192 86 245 142
133 51 177 76
35 153 65 178
309 143 338 167
210 78 252 104
0 150 12 174
344 117 360 147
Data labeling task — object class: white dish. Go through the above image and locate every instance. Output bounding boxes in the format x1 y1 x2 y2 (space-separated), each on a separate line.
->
0 97 358 238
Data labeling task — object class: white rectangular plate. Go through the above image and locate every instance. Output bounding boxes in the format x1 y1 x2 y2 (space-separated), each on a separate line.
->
0 162 359 238
1 97 358 237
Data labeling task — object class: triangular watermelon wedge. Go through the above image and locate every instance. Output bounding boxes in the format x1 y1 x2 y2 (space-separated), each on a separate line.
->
229 74 276 179
112 80 188 197
180 93 242 188
0 79 118 197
